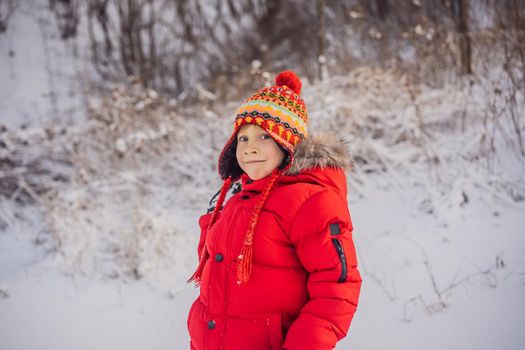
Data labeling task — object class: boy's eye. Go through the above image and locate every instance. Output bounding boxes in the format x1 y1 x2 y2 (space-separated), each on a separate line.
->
260 134 271 140
238 135 248 142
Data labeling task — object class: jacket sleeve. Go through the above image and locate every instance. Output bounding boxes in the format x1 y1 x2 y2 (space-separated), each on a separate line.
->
282 190 362 350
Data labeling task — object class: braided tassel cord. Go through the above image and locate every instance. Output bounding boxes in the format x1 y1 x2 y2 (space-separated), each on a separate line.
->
237 171 280 285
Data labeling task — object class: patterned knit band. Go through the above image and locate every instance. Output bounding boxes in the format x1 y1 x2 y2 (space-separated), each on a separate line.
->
218 70 309 180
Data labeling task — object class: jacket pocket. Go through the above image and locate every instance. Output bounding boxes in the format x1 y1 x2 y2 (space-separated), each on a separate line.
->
224 313 283 350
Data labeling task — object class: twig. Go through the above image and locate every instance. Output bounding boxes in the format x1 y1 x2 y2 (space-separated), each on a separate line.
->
400 235 446 307
366 271 398 301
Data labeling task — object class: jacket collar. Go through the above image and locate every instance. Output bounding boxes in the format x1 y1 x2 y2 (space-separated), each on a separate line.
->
241 171 279 193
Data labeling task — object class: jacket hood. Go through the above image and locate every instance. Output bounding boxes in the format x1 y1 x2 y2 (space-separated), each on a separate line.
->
285 133 351 175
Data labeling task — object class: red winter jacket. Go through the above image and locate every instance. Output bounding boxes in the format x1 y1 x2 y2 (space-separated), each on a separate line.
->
187 135 362 350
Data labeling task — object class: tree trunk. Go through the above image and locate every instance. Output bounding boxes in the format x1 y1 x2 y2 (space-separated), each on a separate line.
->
375 0 389 20
455 0 472 75
317 0 326 81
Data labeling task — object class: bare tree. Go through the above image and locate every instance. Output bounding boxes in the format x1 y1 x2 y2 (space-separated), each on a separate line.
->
452 0 472 75
49 0 80 40
491 0 525 155
317 0 326 80
42 0 524 113
86 0 115 79
81 0 269 97
0 0 19 33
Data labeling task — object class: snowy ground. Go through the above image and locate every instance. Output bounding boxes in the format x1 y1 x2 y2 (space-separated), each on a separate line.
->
1 171 525 350
0 205 201 350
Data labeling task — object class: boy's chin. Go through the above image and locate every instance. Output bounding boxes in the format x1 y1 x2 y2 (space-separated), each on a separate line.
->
244 170 274 181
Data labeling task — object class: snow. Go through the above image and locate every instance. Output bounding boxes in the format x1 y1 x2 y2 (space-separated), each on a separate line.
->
346 184 525 350
0 0 84 129
1 168 524 349
0 202 200 350
2 3 525 350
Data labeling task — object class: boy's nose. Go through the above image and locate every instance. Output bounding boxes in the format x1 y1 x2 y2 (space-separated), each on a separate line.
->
244 148 258 154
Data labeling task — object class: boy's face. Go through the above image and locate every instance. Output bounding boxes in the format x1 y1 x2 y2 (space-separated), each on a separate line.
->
236 124 285 180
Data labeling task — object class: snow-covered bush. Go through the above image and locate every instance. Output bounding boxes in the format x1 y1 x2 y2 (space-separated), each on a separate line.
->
2 66 523 282
303 66 524 213
37 82 230 279
0 81 229 279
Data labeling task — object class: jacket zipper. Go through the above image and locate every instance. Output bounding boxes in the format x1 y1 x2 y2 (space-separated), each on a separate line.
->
331 238 347 283
221 208 241 345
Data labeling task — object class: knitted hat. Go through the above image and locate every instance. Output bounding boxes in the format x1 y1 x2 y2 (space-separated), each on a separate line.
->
188 71 308 286
218 70 309 180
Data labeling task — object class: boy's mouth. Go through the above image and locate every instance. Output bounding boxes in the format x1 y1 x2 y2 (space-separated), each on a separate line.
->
244 160 265 164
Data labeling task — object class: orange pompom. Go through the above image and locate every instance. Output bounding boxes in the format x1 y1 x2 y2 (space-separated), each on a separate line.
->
275 70 302 95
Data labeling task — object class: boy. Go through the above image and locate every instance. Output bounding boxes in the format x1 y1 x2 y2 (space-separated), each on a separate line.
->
187 71 361 350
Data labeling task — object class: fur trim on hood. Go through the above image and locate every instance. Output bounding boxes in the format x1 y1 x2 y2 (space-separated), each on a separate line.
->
286 133 352 175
